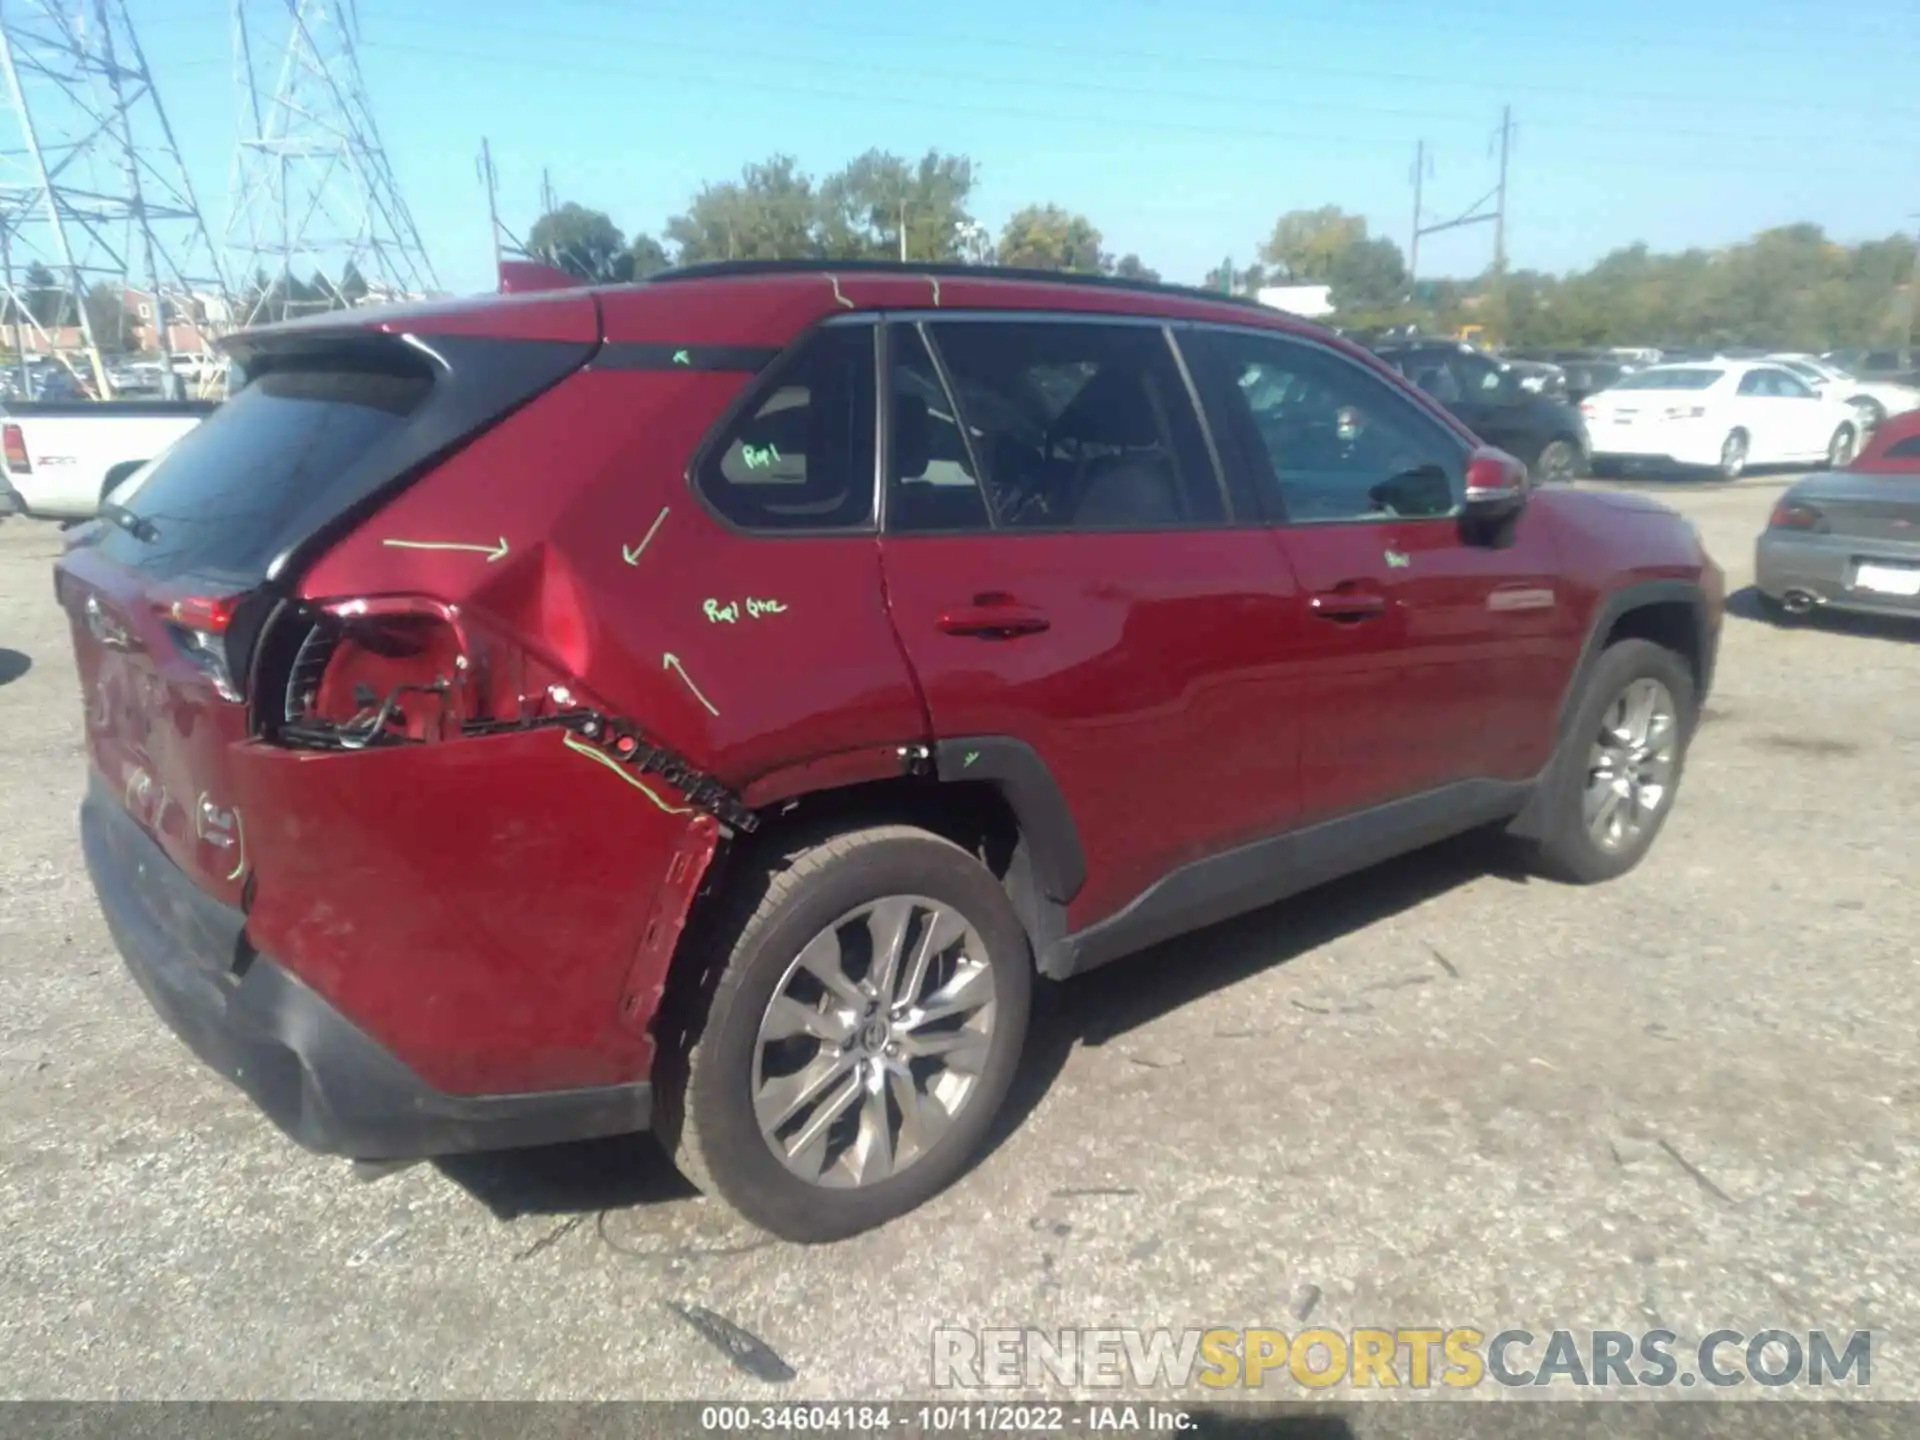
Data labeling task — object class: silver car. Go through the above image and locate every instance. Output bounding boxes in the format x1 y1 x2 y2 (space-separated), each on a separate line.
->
1755 467 1920 621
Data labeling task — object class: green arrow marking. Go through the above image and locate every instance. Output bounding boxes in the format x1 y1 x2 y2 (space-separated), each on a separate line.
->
382 536 509 562
663 652 719 717
672 349 691 366
561 733 690 815
622 506 670 566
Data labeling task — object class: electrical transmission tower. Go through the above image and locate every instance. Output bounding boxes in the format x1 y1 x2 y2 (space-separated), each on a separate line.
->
1409 105 1515 288
227 0 438 328
0 0 229 396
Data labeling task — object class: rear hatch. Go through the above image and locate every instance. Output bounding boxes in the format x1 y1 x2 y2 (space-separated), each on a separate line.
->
54 298 598 907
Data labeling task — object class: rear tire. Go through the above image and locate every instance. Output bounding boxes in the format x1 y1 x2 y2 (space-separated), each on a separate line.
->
655 824 1032 1243
1534 438 1582 484
1518 639 1697 885
1822 423 1856 469
1717 430 1749 479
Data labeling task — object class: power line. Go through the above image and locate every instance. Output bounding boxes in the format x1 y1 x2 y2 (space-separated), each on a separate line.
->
366 0 1920 120
360 39 1910 183
360 12 1920 154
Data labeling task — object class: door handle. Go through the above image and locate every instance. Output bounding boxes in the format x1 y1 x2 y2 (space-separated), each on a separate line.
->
1309 588 1389 622
938 602 1051 639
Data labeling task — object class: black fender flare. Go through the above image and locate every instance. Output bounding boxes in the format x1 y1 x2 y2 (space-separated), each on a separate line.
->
1556 578 1716 739
1511 577 1715 839
932 736 1084 962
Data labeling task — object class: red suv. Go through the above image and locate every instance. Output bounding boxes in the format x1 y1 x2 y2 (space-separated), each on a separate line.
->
60 262 1723 1242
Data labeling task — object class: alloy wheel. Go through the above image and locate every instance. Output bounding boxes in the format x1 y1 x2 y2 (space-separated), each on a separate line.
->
1828 427 1856 468
1583 677 1679 853
752 896 996 1189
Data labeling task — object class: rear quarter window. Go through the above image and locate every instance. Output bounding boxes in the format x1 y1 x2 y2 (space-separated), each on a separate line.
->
696 324 877 532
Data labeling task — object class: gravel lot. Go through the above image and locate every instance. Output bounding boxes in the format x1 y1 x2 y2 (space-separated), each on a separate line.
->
3 474 1916 1416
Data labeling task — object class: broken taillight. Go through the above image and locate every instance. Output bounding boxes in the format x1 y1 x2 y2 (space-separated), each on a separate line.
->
273 597 584 749
153 591 245 702
260 595 760 831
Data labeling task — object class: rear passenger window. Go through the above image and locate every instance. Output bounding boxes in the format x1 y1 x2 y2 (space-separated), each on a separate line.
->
699 324 876 531
916 321 1224 531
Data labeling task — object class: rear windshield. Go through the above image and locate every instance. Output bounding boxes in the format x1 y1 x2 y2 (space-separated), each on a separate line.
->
97 363 431 583
1607 367 1723 391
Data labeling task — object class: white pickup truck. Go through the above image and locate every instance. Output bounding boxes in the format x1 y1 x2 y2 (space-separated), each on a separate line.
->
3 400 217 521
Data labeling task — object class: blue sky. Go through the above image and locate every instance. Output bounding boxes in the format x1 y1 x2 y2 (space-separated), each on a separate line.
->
138 0 1918 297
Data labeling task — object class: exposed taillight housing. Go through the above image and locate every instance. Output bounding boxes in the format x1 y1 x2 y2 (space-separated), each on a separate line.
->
1768 500 1827 532
271 596 588 749
4 423 30 474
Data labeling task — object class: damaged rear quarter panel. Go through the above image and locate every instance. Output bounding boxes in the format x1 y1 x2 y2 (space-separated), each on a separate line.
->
232 729 713 1094
250 359 925 1094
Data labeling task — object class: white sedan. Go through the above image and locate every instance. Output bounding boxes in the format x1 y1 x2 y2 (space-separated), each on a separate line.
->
1767 353 1920 430
1581 360 1862 478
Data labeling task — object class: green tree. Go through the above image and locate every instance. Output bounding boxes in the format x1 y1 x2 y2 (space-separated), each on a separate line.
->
818 149 978 262
667 155 822 264
997 204 1107 272
1326 235 1408 312
1259 207 1369 281
528 202 633 281
1202 258 1267 296
629 234 670 278
1112 253 1160 283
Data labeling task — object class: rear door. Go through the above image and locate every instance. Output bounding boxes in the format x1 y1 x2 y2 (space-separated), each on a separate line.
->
1734 368 1793 462
1184 327 1572 824
1767 367 1836 459
877 316 1309 929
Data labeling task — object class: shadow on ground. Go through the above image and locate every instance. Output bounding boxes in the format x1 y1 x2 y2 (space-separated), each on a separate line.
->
1726 583 1920 643
0 648 31 687
438 828 1520 1222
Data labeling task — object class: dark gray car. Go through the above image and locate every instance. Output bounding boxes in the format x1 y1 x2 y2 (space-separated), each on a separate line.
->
1755 470 1920 620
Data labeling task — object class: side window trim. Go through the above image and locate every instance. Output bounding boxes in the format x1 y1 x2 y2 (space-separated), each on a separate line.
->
686 314 882 538
1185 324 1471 530
915 320 997 528
1162 321 1237 524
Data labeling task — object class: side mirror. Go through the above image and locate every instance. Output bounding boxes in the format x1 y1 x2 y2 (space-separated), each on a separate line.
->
1462 448 1530 523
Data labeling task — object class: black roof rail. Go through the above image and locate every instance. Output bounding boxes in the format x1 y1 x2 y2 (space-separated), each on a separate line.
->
643 258 1273 312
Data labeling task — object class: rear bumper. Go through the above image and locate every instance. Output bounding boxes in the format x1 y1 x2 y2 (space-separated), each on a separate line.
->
1589 421 1722 469
1755 532 1920 618
80 774 651 1160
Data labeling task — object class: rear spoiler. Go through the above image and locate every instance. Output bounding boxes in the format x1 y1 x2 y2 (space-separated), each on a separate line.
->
498 259 588 295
